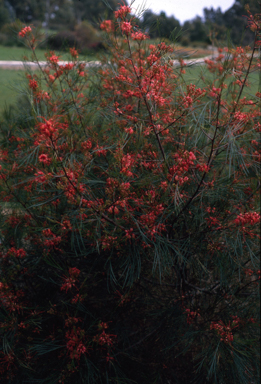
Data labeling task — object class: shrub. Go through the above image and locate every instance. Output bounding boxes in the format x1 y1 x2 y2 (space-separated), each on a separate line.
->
189 40 209 49
0 32 8 46
0 6 260 384
179 35 190 47
0 21 24 47
46 22 104 53
46 30 80 51
74 21 102 49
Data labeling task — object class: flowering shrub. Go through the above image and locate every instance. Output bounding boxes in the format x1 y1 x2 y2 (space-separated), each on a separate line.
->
0 4 260 384
18 26 32 38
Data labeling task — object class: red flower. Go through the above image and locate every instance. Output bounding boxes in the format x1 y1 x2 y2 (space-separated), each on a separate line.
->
37 116 68 138
234 212 260 226
114 5 131 19
100 20 114 33
6 247 26 259
121 21 132 35
29 79 38 90
18 26 32 38
48 54 60 64
69 47 79 58
38 154 51 165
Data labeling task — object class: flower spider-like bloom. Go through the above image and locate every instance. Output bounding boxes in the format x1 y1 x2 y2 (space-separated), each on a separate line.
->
114 5 131 19
100 20 114 33
18 26 32 38
121 21 132 35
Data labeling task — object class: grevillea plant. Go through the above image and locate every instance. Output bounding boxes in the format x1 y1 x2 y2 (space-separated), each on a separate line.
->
0 4 260 384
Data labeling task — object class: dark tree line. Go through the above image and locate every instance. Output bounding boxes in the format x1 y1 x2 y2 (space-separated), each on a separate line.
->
142 0 260 46
0 0 127 29
0 0 260 47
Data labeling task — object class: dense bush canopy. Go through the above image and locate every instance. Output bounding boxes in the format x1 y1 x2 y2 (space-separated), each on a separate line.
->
0 4 260 384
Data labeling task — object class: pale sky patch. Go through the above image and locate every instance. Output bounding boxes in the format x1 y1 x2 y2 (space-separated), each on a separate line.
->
127 0 235 24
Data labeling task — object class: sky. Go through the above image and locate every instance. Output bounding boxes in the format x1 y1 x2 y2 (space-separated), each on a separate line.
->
127 0 235 24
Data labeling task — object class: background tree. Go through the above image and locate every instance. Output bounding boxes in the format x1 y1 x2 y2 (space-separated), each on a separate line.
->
157 11 180 39
2 0 260 46
49 0 75 30
3 0 127 28
43 0 75 31
71 0 128 24
140 10 181 40
140 9 158 37
0 0 11 29
222 0 260 45
182 16 208 45
203 6 227 43
5 0 45 22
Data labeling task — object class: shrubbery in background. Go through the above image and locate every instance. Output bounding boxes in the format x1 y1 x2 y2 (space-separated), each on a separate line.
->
0 0 260 49
0 0 125 51
46 21 105 53
0 20 25 46
0 4 260 384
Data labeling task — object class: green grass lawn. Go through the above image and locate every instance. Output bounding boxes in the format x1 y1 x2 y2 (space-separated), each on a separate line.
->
0 44 99 114
0 44 97 61
0 63 259 115
179 64 260 96
0 45 50 61
0 69 28 114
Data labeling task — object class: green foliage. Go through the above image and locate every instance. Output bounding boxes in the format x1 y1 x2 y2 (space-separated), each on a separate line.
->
0 1 10 30
0 4 260 384
222 0 261 46
141 9 181 40
4 0 128 26
71 0 128 24
46 21 104 53
1 1 260 48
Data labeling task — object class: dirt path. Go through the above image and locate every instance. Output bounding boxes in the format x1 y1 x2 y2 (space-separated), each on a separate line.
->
0 56 217 70
0 49 258 70
0 60 101 70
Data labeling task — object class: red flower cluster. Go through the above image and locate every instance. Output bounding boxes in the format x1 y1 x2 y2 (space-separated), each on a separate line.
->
184 308 200 325
65 327 87 360
0 282 24 313
114 5 131 19
0 351 15 377
37 117 68 139
121 153 136 177
18 26 32 38
121 21 132 35
42 228 62 250
7 216 20 228
69 47 79 58
244 268 254 276
167 151 196 185
100 20 114 33
60 267 80 293
29 79 38 90
93 322 117 347
210 316 241 344
38 154 51 165
234 212 260 226
6 247 26 259
131 31 148 41
48 54 60 64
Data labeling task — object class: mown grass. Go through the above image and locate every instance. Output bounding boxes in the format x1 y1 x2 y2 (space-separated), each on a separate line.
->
0 45 52 61
0 44 97 61
0 61 259 115
0 69 28 114
180 64 260 96
0 43 99 114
